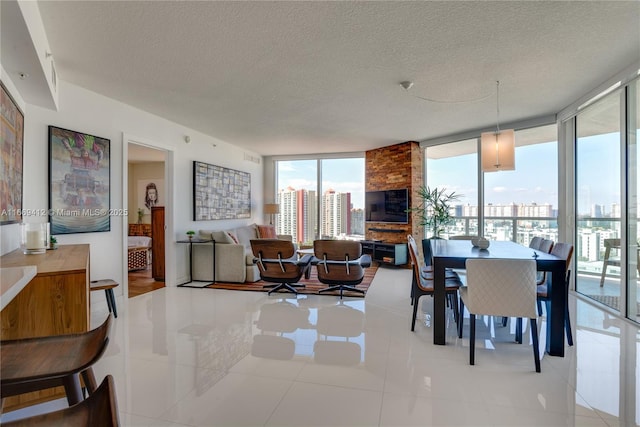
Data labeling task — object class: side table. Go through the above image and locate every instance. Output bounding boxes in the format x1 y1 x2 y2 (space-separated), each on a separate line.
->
177 238 215 288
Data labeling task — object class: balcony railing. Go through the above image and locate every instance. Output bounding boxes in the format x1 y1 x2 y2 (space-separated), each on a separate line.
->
440 216 558 246
440 216 624 279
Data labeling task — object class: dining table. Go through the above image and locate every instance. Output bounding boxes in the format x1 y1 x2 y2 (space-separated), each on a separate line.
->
431 239 567 357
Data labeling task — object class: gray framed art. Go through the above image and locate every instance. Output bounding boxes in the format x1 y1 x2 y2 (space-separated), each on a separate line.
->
193 161 251 220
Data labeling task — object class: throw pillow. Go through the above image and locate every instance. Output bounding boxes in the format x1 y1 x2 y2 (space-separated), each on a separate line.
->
257 225 277 239
225 231 240 244
211 230 234 244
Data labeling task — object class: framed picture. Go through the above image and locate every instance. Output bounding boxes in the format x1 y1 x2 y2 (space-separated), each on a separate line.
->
137 178 164 214
48 126 111 234
193 161 251 220
0 81 24 225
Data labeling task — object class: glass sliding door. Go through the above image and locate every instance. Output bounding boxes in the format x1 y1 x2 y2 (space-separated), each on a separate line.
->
575 90 622 311
425 139 478 238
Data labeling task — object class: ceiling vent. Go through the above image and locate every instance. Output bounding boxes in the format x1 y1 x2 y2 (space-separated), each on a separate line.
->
244 153 261 164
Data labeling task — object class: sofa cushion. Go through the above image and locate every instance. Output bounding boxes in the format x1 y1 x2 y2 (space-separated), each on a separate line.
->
257 225 277 238
233 224 259 248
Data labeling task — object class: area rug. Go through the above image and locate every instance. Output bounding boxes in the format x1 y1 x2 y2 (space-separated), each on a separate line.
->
205 265 378 297
586 294 640 312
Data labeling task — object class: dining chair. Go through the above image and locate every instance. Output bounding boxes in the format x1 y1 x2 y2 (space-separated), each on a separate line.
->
536 242 574 346
533 238 554 290
538 238 554 254
314 239 371 299
411 235 459 291
529 236 543 250
458 258 540 372
407 235 462 331
2 375 120 427
1 314 113 407
599 238 621 287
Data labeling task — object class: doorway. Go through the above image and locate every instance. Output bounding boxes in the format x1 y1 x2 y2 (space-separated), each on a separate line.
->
127 142 166 297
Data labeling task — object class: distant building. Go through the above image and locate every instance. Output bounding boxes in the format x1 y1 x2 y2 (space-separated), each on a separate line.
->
351 208 364 235
277 186 317 244
590 204 604 218
321 189 351 238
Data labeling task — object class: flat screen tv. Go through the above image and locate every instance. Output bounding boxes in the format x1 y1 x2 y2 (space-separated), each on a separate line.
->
365 189 409 223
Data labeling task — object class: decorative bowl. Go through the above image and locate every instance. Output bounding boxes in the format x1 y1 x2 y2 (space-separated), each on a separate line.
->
471 236 482 247
476 238 490 249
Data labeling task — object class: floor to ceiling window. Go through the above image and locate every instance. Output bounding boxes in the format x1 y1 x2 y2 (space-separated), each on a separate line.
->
629 79 639 322
483 125 558 245
275 157 364 245
274 160 317 245
425 139 478 238
575 89 622 312
319 158 365 240
425 125 558 244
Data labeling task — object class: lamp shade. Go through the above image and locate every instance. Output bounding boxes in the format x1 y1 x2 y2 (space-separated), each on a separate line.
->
264 203 280 215
481 129 515 172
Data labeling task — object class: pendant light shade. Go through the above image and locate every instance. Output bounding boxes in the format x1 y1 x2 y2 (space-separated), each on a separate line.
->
481 129 515 172
481 81 515 172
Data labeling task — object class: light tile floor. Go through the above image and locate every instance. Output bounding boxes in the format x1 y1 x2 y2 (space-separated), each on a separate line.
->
3 267 639 426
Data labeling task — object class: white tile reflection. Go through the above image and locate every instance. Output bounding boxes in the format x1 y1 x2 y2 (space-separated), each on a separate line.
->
12 266 634 426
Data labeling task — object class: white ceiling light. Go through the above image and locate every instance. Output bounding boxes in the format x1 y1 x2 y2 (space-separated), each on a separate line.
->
481 81 515 172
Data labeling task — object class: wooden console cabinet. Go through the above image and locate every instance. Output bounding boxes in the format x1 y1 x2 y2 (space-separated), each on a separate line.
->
0 244 90 411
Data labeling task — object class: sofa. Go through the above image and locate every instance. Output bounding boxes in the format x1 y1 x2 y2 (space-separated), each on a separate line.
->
192 223 293 283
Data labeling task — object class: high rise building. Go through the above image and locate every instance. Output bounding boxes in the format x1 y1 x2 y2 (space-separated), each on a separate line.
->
277 186 317 244
351 208 364 236
321 189 351 238
590 204 604 218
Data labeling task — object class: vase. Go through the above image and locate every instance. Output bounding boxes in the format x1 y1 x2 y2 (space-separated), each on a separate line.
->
21 222 48 254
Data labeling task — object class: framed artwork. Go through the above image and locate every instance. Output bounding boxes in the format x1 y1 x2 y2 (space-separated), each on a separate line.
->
0 81 24 225
137 178 164 214
193 161 251 220
48 126 111 234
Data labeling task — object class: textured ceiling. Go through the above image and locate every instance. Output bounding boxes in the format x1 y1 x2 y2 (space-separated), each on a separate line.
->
30 1 640 155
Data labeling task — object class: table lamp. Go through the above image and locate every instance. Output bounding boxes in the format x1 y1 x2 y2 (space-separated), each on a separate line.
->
264 203 280 225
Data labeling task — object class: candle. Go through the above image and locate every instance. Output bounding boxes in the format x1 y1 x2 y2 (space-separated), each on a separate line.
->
26 230 45 249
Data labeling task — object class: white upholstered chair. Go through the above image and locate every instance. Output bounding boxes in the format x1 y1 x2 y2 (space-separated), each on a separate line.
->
458 258 541 372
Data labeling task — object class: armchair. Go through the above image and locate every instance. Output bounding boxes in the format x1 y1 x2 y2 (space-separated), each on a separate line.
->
313 240 371 299
250 239 312 295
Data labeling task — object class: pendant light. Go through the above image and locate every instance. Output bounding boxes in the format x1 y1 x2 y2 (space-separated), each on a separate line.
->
481 81 515 172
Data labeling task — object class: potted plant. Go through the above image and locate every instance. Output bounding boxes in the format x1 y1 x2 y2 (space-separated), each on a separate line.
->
407 185 460 239
49 235 58 250
137 208 145 224
186 230 195 241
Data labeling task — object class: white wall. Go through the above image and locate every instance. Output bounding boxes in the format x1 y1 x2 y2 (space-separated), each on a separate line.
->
4 79 264 297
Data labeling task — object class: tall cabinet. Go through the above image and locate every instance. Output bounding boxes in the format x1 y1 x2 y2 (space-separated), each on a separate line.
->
151 206 165 281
